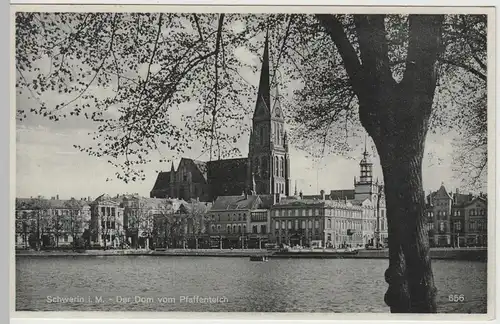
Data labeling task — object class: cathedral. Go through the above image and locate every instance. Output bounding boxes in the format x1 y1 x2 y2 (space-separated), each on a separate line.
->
150 35 291 202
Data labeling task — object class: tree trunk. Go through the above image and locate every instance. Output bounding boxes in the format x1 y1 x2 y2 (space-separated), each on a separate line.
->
369 92 437 312
314 13 443 313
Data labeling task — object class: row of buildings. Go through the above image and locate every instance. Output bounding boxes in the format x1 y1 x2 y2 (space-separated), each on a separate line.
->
15 193 213 250
15 33 487 250
15 143 390 250
15 180 488 250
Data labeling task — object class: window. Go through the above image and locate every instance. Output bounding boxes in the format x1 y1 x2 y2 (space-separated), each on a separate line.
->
217 225 221 232
439 222 445 232
261 225 266 234
253 225 258 234
301 220 306 229
275 157 279 176
243 225 247 233
238 225 241 233
327 219 332 229
227 225 231 233
254 157 259 175
243 213 247 221
288 221 292 230
280 157 285 177
238 214 241 221
308 220 312 229
315 220 319 229
294 219 298 230
281 221 286 230
211 225 215 233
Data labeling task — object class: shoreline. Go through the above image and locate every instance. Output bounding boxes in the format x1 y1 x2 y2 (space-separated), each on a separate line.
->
15 247 487 261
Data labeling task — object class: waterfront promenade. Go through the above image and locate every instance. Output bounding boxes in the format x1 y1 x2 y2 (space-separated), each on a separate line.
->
15 247 487 261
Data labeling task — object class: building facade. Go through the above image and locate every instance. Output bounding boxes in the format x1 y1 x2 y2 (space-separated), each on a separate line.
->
206 194 273 249
270 196 365 248
15 196 91 249
310 145 388 247
150 33 290 202
425 184 487 247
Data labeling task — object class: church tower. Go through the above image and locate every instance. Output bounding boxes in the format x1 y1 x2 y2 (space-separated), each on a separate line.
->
354 138 378 202
248 32 290 196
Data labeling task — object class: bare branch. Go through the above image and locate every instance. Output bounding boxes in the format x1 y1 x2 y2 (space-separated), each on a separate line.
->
315 14 363 95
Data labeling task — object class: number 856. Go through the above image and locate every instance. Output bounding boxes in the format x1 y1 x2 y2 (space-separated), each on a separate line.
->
449 294 465 302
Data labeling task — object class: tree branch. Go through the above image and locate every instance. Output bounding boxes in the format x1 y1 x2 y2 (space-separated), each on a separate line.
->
192 14 204 43
315 14 363 95
353 15 394 85
440 58 486 81
401 14 445 101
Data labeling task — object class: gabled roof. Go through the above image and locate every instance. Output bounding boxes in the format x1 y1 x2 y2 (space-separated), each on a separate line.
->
462 196 487 208
211 195 262 211
435 184 453 199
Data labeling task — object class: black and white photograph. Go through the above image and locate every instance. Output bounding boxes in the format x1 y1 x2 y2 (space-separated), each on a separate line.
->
12 5 494 317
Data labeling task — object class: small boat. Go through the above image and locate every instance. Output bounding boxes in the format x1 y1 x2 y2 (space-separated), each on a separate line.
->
250 255 269 262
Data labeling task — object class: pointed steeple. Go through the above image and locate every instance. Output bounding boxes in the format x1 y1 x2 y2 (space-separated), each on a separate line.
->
170 161 175 173
253 30 271 119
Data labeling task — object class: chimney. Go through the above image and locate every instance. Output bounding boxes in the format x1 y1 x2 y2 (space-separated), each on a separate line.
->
320 190 325 200
344 196 347 204
299 191 303 200
56 194 59 200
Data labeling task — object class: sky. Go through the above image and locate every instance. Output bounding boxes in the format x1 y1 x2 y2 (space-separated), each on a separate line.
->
15 14 471 200
15 102 461 200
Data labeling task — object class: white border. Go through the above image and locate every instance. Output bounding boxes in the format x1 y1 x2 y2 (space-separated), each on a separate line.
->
7 1 498 323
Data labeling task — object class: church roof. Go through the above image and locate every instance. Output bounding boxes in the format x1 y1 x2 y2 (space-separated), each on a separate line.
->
207 158 248 182
151 171 172 193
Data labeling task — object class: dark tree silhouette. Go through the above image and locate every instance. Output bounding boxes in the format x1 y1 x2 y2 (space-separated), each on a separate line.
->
15 12 489 313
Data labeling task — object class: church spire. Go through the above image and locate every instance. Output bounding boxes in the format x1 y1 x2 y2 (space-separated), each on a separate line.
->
253 30 271 118
170 161 175 173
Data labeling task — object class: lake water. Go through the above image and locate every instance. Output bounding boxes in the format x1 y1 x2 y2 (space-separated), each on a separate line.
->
16 256 487 313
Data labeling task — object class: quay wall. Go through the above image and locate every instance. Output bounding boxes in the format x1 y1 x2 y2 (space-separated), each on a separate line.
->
15 248 487 261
